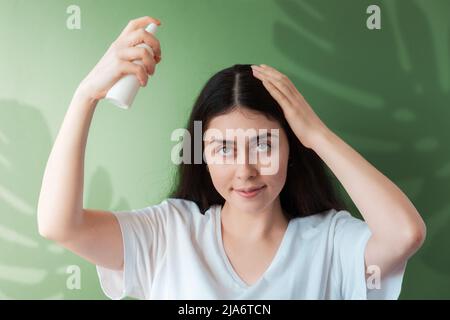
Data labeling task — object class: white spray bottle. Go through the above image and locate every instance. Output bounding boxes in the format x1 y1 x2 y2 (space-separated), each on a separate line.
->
105 23 158 109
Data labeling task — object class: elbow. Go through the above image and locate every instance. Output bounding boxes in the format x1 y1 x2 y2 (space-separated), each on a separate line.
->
37 213 51 239
38 226 71 243
37 214 70 243
401 220 427 256
37 205 56 240
37 222 58 242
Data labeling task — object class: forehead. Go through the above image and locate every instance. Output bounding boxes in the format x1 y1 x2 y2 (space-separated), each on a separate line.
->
206 108 281 132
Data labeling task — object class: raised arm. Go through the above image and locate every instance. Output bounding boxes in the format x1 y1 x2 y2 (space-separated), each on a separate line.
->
251 63 426 280
37 16 162 270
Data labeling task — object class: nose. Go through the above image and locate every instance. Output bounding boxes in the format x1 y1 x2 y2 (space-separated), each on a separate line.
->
235 148 259 180
235 162 258 181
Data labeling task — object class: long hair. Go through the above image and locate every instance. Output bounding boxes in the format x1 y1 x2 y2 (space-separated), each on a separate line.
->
169 64 347 220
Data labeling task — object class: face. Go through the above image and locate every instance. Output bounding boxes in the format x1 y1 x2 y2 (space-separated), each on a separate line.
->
203 108 290 213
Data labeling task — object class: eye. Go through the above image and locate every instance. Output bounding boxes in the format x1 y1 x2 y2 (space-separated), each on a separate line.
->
256 142 271 152
217 146 233 156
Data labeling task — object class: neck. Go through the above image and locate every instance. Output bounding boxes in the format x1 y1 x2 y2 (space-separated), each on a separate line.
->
221 198 288 241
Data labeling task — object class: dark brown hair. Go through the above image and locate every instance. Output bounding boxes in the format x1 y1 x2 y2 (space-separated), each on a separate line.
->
169 64 347 220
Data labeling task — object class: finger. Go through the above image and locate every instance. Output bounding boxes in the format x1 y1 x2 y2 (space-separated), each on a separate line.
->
118 46 156 74
259 64 282 76
260 79 292 107
120 16 161 37
253 69 295 101
261 64 297 91
120 61 149 86
259 64 287 80
252 65 281 81
253 65 298 102
122 28 161 58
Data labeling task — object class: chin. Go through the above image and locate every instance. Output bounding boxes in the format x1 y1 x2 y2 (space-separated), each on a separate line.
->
227 189 274 211
230 202 264 214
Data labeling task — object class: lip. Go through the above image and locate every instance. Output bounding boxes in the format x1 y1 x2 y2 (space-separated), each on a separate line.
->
234 185 266 198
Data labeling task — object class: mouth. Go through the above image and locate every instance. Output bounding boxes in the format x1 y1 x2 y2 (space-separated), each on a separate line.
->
233 185 266 198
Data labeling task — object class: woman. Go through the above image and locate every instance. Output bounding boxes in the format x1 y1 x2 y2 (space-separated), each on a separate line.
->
37 16 426 300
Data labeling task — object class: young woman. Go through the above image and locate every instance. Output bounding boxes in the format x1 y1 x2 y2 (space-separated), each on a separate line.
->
37 16 426 300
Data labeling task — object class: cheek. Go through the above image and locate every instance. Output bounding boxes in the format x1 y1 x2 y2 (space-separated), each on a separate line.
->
264 164 288 191
264 147 289 190
207 165 233 194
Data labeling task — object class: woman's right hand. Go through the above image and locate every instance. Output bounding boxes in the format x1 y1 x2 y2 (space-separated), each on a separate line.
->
77 16 162 102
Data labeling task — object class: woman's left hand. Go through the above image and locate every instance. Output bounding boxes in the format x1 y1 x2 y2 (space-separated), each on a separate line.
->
251 64 329 149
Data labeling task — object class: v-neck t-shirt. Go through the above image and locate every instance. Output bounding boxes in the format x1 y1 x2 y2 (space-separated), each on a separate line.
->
96 198 406 299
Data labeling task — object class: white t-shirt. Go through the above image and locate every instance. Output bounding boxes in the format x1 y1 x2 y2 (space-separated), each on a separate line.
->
96 198 406 300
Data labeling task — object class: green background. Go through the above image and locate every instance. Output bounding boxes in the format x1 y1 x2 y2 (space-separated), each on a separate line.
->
0 0 449 299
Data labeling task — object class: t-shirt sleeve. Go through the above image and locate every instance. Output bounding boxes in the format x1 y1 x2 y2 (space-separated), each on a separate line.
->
331 211 407 300
95 199 169 300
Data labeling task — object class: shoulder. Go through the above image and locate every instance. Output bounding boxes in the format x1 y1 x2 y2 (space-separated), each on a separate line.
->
292 208 355 228
129 198 210 224
163 198 204 217
290 208 368 240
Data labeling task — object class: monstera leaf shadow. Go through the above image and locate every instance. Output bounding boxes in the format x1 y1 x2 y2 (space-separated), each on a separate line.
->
0 99 130 299
273 0 450 298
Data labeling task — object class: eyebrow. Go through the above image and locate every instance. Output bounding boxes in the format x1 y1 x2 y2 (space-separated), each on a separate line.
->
207 132 279 145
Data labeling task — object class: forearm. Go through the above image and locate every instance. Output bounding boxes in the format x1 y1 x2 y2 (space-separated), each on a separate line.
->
37 87 98 241
309 126 426 244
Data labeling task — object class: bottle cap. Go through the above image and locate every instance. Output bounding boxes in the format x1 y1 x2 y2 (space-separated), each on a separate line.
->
104 22 159 110
145 23 158 34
